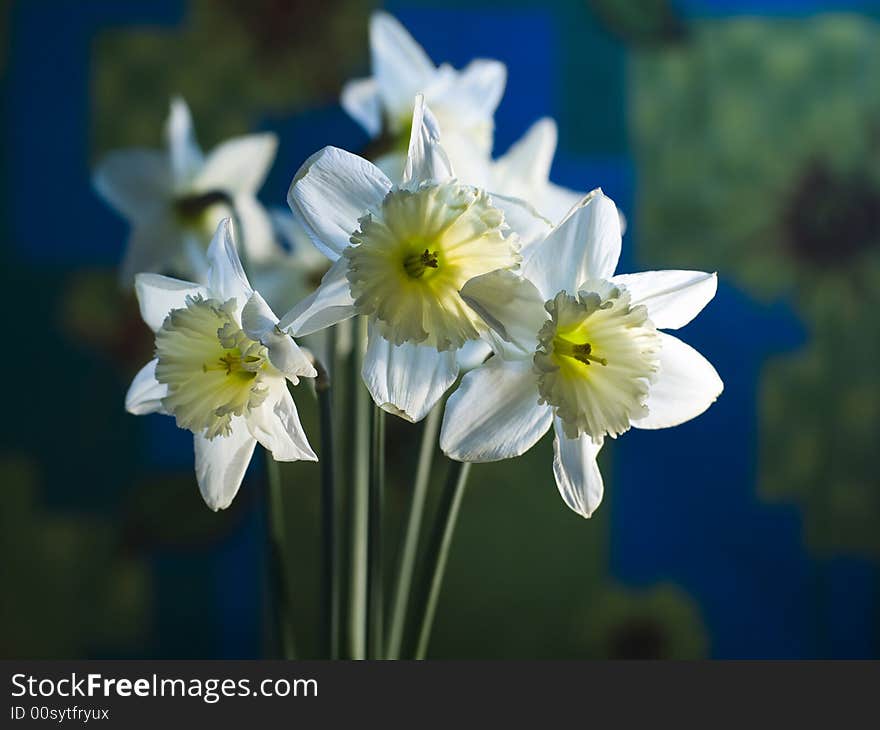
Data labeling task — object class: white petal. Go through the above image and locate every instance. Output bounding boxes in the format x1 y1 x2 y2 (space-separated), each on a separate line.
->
165 97 203 184
195 133 277 195
134 273 206 332
247 385 317 462
93 150 171 223
125 359 167 415
119 216 185 284
362 331 459 422
370 11 436 120
456 338 492 371
402 95 453 187
277 256 356 336
288 146 391 260
552 418 604 518
459 270 547 357
270 208 327 270
434 59 507 124
241 292 317 380
493 118 557 190
490 192 552 254
194 421 257 511
341 77 383 137
632 332 723 430
206 218 252 304
440 358 551 462
540 181 585 225
611 270 718 330
233 194 277 264
523 189 621 300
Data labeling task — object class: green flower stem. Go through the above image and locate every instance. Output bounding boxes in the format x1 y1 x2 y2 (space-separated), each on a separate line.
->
315 359 340 660
266 452 296 659
367 405 386 659
347 316 370 659
413 460 472 660
385 403 442 660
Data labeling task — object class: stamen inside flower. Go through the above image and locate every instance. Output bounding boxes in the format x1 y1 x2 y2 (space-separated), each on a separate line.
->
403 248 440 278
552 337 608 367
345 182 520 351
155 295 272 439
534 283 661 442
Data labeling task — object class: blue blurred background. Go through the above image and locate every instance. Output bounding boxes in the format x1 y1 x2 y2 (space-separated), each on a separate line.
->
3 0 879 658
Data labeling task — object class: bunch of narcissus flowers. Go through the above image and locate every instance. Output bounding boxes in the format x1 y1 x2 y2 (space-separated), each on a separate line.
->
95 12 722 658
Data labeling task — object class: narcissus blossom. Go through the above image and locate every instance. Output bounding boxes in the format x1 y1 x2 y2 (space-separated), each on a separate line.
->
440 190 722 518
126 219 317 511
94 97 277 284
341 11 506 186
281 96 548 422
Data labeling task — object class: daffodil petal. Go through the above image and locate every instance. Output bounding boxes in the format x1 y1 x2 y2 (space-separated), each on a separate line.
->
207 218 252 304
632 332 723 430
552 418 604 518
277 257 356 336
370 10 435 118
125 359 168 415
135 273 206 332
242 292 316 380
493 118 556 190
459 270 547 357
166 97 204 184
434 58 506 125
611 270 718 330
119 216 185 285
456 338 493 371
402 95 453 187
341 76 383 137
194 421 257 511
440 358 551 462
362 331 458 422
288 146 391 260
523 189 621 300
195 133 277 195
541 181 584 225
488 193 552 255
93 149 171 223
247 386 317 462
234 194 277 264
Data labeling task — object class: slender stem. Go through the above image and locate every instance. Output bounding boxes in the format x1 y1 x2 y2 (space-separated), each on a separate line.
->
385 404 442 659
266 452 296 659
315 360 339 660
347 316 370 659
367 406 386 659
413 460 472 660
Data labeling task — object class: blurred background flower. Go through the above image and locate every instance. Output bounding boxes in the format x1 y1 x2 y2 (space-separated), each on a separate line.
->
2 0 878 659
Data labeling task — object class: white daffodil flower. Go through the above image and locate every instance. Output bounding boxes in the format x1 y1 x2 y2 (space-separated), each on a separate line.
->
490 118 583 224
94 97 278 284
440 190 722 518
341 11 506 186
281 96 550 423
126 218 317 511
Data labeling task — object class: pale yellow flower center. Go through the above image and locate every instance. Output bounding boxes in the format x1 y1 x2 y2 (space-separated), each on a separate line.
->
155 295 271 439
534 283 661 441
345 182 520 351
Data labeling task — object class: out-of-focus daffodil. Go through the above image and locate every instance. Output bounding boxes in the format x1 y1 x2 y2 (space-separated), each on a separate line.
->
126 219 317 511
440 190 722 517
490 118 583 224
281 96 549 422
341 11 506 186
94 98 277 284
